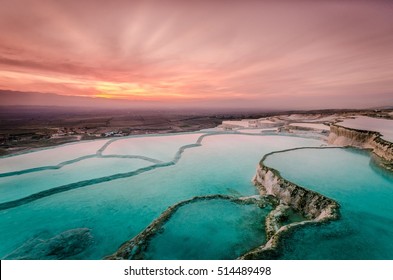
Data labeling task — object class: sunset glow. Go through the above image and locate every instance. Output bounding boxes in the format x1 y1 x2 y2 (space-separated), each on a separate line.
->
1 0 393 109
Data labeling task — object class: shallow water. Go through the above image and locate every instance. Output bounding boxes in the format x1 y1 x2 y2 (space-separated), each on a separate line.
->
144 200 269 260
0 157 153 203
265 148 393 259
0 139 109 173
0 132 322 259
102 133 205 162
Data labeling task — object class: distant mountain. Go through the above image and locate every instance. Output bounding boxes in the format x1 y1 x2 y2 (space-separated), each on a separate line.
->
0 89 285 113
373 105 393 110
1 89 392 113
0 89 159 109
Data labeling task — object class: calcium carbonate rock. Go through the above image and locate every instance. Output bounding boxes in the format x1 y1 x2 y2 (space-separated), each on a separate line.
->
329 124 393 162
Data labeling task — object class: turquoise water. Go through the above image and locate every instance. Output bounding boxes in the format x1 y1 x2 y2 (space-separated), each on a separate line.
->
0 133 322 259
0 157 153 203
144 200 269 260
265 148 393 259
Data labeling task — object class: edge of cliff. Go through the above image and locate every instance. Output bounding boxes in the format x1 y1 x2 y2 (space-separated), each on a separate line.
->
239 150 340 260
328 124 393 171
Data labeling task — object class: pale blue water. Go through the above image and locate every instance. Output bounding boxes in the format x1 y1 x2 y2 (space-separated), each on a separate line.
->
0 132 322 259
0 139 109 173
0 157 153 203
265 148 393 259
144 200 270 260
102 133 205 161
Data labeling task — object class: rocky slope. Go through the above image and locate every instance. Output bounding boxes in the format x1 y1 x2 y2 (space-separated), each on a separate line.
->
329 124 393 169
239 152 340 259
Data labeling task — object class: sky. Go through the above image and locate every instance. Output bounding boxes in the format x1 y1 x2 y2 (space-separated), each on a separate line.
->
1 0 393 110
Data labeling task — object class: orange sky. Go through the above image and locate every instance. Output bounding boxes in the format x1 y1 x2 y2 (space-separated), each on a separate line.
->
1 0 393 109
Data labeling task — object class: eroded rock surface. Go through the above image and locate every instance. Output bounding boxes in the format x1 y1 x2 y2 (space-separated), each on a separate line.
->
329 124 393 165
253 163 339 221
239 152 340 260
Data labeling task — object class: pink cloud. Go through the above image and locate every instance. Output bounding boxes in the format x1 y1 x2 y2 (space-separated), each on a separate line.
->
0 0 393 109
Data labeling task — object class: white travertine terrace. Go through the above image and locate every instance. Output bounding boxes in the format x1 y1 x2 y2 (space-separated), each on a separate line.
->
289 123 330 130
339 116 393 142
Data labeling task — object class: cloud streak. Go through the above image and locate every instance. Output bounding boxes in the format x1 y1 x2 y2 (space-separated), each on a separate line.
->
1 0 393 109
